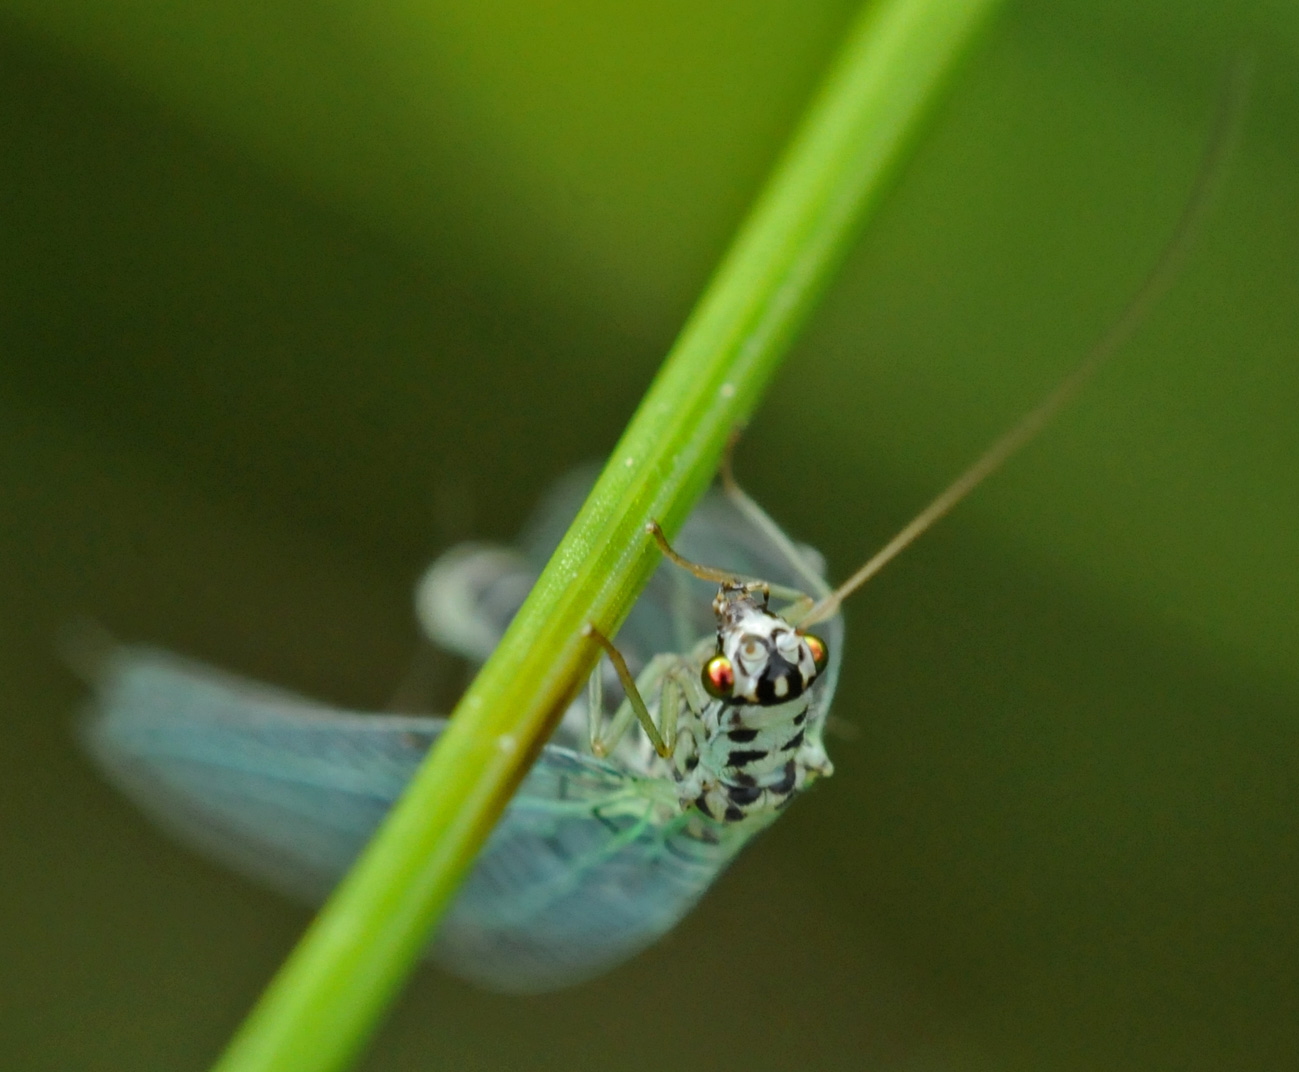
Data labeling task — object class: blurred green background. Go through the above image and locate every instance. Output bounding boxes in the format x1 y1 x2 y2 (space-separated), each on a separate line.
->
2 1 1297 1069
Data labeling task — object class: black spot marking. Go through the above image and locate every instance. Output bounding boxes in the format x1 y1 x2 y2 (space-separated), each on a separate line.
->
695 795 714 819
755 652 806 705
724 804 746 822
793 710 808 726
731 771 756 787
727 727 759 743
727 748 766 768
726 784 763 806
685 754 699 772
780 729 806 753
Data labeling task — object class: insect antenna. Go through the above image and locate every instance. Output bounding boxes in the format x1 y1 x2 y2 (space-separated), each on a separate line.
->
797 62 1249 629
645 520 743 585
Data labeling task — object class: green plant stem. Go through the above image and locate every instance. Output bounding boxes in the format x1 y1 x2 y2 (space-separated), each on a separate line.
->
213 1 1004 1068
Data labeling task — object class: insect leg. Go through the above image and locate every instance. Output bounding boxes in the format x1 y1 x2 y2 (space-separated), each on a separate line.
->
648 517 815 617
663 658 709 723
585 648 668 757
658 654 710 752
765 583 816 619
582 626 674 759
656 667 680 760
645 520 738 585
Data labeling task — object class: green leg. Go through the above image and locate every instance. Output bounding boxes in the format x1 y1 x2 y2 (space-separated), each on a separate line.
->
648 513 816 611
582 625 679 758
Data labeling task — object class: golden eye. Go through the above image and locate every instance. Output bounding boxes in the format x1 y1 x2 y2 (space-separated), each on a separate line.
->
701 655 735 699
803 633 829 674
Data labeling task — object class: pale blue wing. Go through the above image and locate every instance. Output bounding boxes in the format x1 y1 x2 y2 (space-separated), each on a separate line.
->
82 467 842 992
420 473 844 985
437 751 751 992
81 649 442 904
83 647 751 992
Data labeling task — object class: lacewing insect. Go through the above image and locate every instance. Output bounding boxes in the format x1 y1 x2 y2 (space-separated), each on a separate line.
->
82 475 844 992
80 81 1240 993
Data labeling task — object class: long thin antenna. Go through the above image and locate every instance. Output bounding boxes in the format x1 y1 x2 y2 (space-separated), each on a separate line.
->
798 62 1249 628
646 520 739 584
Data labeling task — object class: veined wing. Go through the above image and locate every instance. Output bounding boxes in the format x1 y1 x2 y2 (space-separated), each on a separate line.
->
82 646 753 992
83 648 448 904
436 747 753 991
83 468 843 991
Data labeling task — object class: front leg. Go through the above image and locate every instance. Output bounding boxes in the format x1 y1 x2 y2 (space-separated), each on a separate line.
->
583 627 681 759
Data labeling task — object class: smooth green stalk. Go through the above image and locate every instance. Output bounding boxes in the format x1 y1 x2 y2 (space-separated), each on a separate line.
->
213 1 1004 1068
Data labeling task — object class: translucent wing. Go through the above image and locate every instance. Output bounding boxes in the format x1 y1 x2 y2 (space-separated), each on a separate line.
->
433 743 752 991
82 469 842 992
83 648 756 992
82 650 434 905
416 474 844 987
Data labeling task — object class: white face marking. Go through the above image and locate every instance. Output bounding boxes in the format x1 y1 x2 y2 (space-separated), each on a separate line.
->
714 592 820 705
